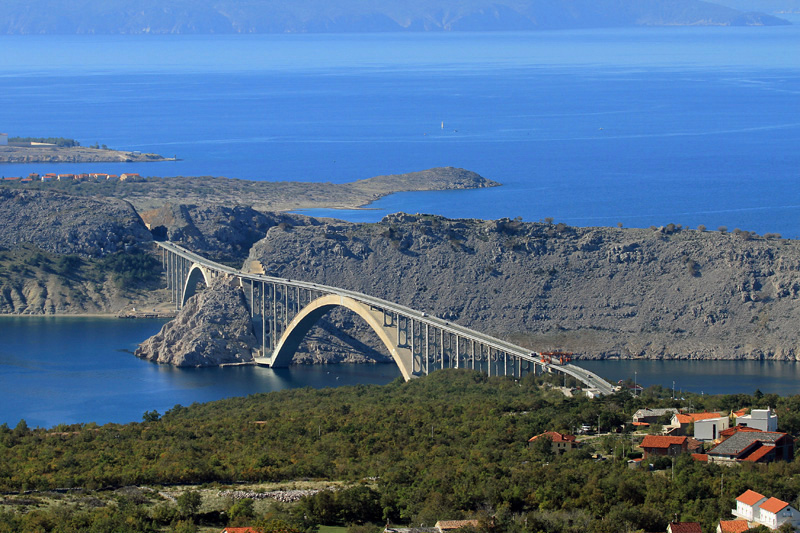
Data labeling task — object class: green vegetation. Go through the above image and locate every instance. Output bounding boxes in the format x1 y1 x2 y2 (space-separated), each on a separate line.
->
0 245 163 313
8 136 81 147
102 250 161 289
2 370 800 532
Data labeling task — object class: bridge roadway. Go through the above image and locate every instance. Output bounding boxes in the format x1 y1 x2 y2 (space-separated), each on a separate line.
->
155 241 616 395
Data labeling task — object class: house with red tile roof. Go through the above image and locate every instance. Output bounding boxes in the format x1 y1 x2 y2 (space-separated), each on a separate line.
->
221 528 260 533
732 489 767 521
715 519 749 533
666 412 727 438
758 497 800 530
640 435 688 459
528 431 580 454
667 521 702 533
707 431 794 464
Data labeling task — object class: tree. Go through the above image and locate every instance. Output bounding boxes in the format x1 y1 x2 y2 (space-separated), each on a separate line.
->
718 226 728 234
13 419 28 437
228 498 255 523
177 491 202 518
142 410 161 422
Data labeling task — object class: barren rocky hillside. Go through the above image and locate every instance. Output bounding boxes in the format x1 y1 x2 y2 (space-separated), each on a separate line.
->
245 213 800 361
0 189 151 257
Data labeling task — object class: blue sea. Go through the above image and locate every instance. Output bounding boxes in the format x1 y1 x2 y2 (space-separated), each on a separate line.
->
2 26 800 425
1 26 800 235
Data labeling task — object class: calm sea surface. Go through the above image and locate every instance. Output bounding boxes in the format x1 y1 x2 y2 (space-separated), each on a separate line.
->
0 317 402 428
2 317 798 428
2 27 800 425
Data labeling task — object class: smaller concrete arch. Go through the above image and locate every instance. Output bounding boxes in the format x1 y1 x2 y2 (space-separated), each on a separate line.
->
270 294 415 380
182 263 213 306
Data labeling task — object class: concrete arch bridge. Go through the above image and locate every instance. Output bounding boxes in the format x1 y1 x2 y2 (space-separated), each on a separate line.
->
157 241 615 395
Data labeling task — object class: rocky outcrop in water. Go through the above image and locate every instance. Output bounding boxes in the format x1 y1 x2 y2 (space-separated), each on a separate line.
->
244 213 800 361
134 278 258 366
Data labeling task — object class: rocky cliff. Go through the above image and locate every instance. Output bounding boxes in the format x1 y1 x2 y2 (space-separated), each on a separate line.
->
135 278 258 366
243 214 800 361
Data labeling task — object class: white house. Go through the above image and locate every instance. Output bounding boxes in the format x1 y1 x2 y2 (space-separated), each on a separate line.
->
736 409 778 432
0 133 8 145
757 497 800 530
695 415 730 441
732 489 767 521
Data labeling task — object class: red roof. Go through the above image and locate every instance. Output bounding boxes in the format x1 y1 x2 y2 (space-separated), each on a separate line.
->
668 522 702 533
222 528 260 533
760 497 789 514
676 412 723 424
742 446 774 463
736 489 766 506
718 520 750 533
733 409 748 417
529 431 576 443
720 426 762 439
691 453 708 462
641 435 687 449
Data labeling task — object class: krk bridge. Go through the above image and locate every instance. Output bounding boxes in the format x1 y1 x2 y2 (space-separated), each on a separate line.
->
157 241 615 395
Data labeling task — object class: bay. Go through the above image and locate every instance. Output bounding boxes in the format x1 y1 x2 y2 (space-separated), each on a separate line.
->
2 316 797 429
0 317 400 429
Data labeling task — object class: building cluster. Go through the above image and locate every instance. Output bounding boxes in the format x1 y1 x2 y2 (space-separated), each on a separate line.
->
633 408 790 464
2 172 143 183
730 489 800 531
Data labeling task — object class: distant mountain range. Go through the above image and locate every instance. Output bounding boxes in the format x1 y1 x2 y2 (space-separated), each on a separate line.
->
0 0 790 34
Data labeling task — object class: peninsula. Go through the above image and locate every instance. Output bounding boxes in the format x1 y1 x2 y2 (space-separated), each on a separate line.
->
0 144 175 164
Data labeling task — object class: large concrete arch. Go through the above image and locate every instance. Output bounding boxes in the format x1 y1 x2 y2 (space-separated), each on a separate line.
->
182 264 213 306
271 294 415 380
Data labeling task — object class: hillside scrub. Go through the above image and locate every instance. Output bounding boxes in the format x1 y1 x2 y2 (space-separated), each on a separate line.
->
0 245 164 314
2 371 800 532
